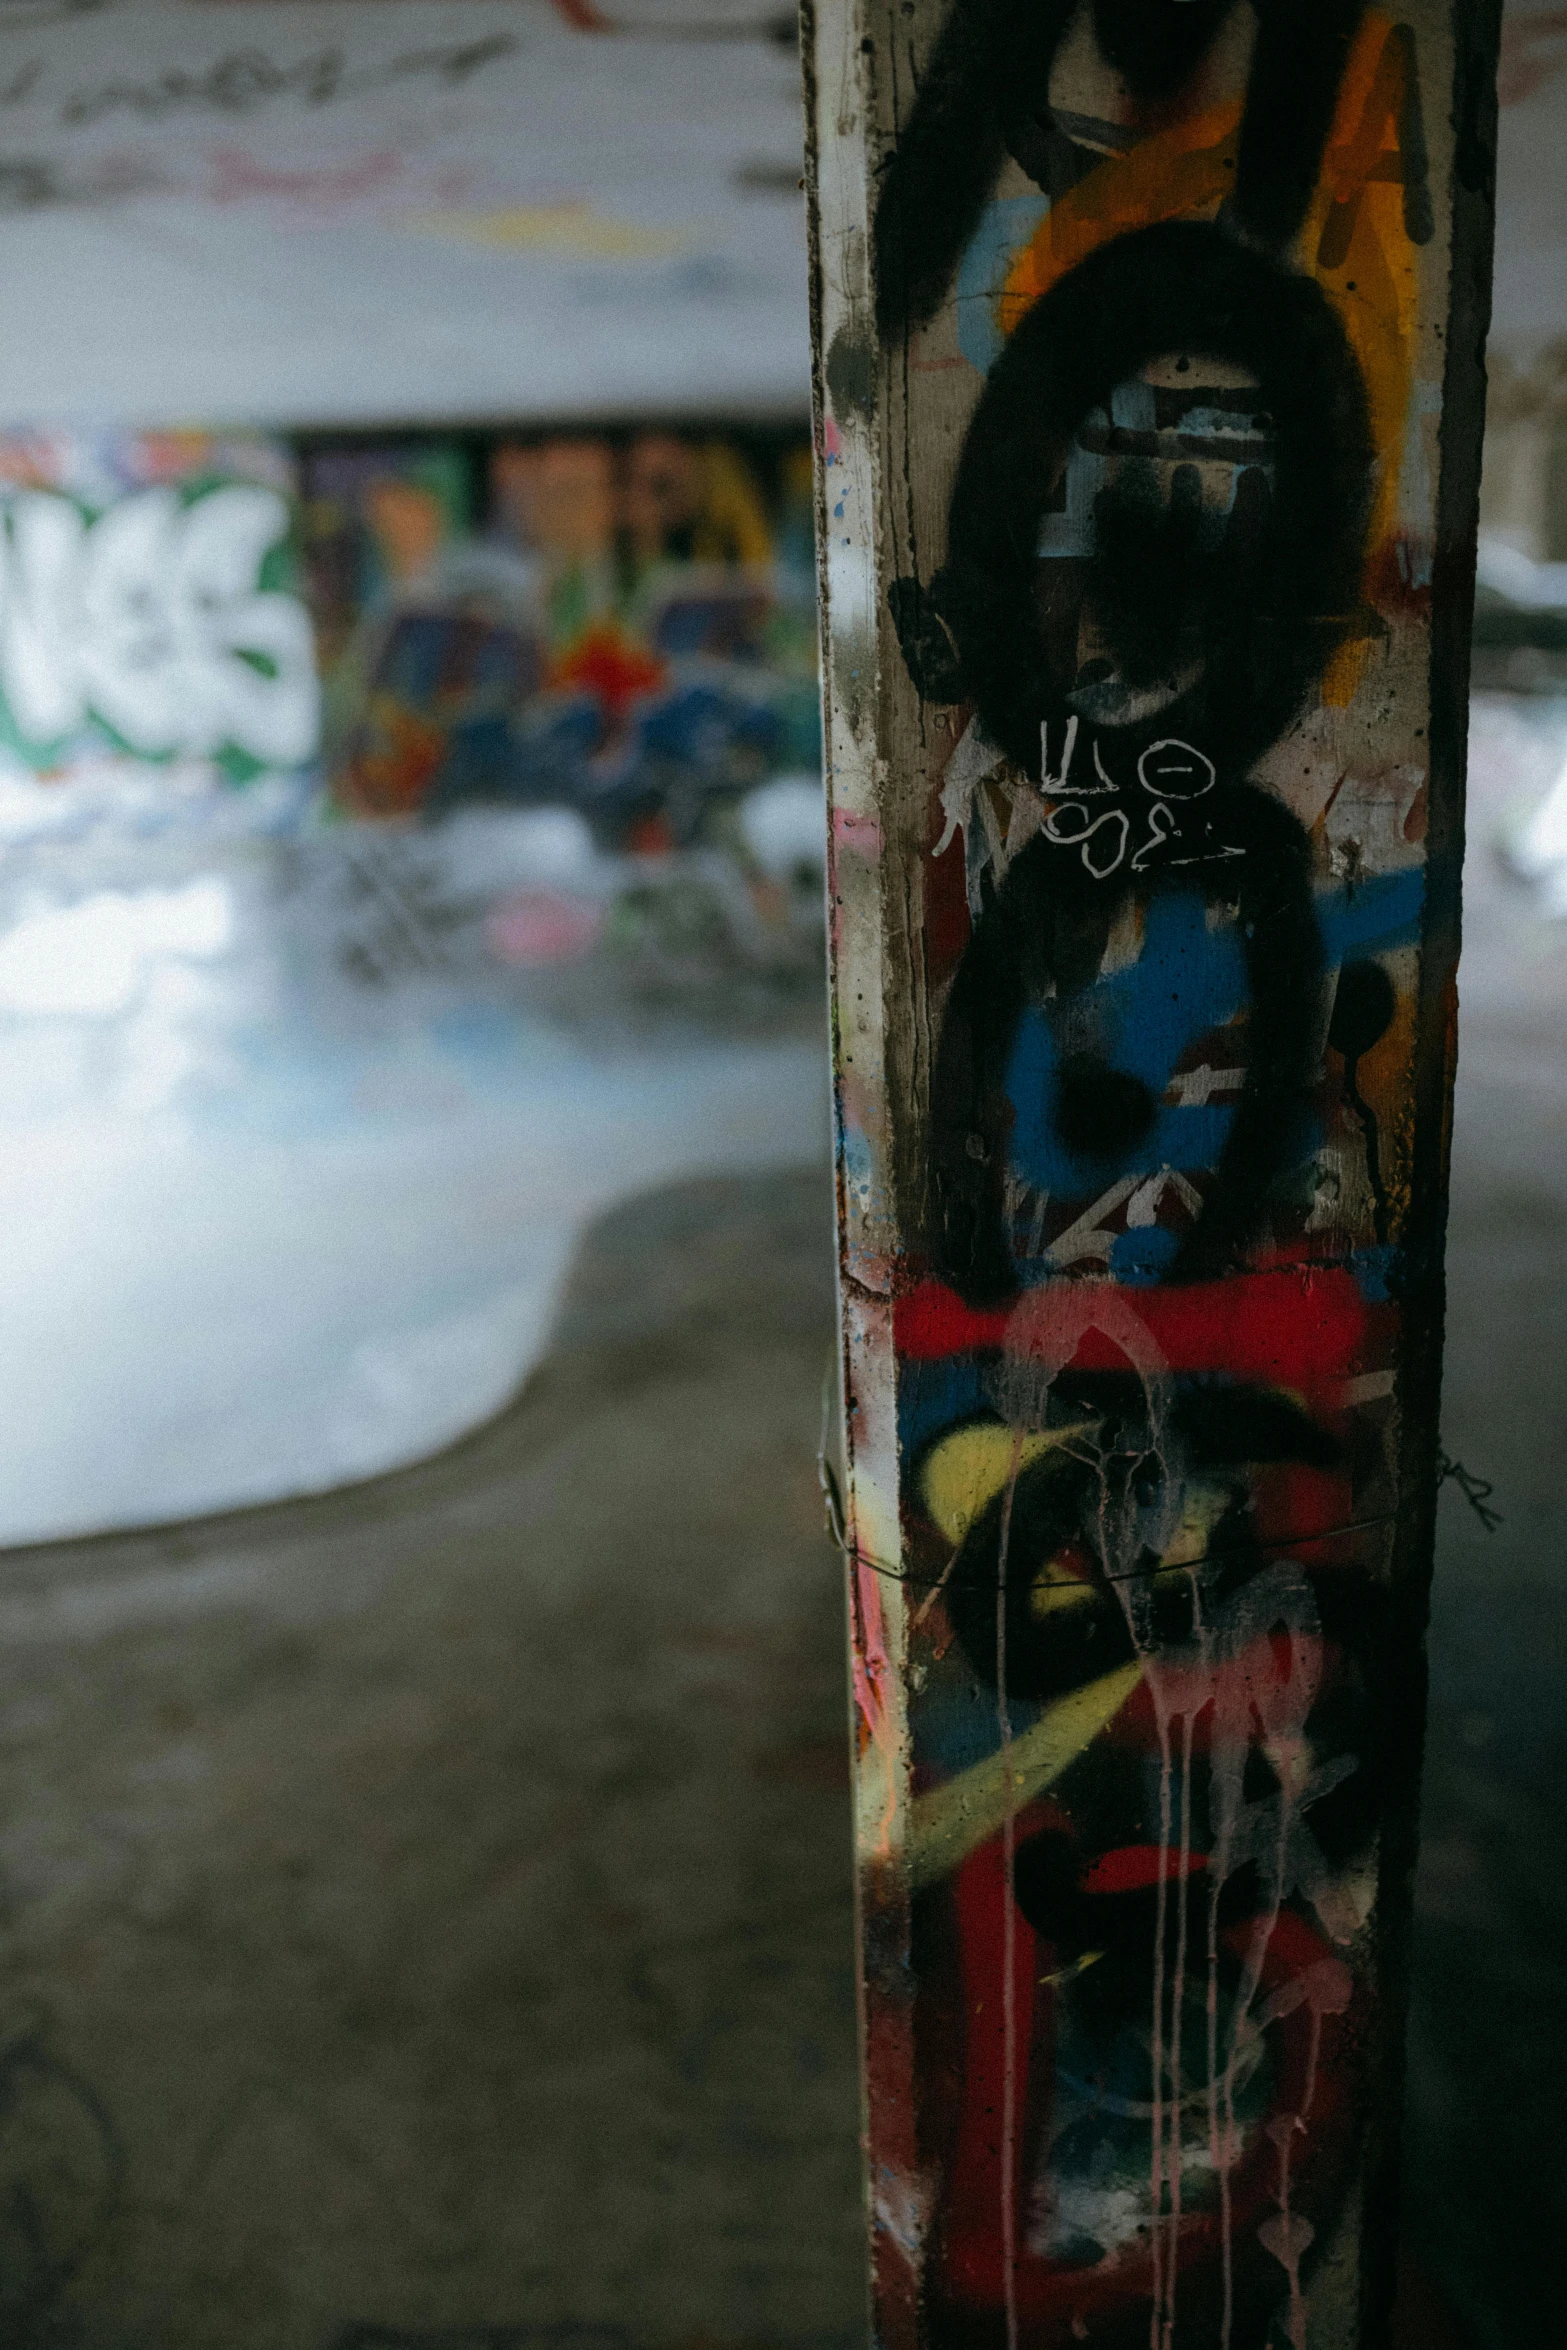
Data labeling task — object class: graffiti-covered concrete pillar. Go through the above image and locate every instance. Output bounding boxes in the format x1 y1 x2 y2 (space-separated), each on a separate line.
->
803 4 1500 2344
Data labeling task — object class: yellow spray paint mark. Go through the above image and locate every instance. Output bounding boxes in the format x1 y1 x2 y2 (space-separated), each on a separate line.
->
998 10 1422 617
1040 1948 1104 1989
909 1660 1144 1889
920 1420 1092 1546
408 203 693 260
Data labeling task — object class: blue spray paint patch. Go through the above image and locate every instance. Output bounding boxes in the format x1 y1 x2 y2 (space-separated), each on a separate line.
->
1003 889 1250 1195
914 1687 1045 1780
899 1357 998 1467
1110 1226 1182 1285
836 1108 877 1205
998 869 1424 1217
1352 1244 1398 1304
1319 866 1424 963
955 193 1050 374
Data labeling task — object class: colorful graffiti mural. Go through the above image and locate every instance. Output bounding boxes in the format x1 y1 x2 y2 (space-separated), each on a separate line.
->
0 432 318 804
0 422 819 859
304 426 820 850
807 4 1497 2347
0 421 823 1014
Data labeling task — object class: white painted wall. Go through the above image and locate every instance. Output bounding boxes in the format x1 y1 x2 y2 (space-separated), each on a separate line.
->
0 0 812 427
0 3 1555 426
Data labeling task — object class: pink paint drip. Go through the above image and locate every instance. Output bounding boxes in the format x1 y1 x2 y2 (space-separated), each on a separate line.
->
1219 1777 1295 2348
1259 2115 1315 2350
832 803 885 860
1147 1693 1174 2350
850 1551 890 1742
208 144 403 210
850 1554 901 1863
1139 1567 1335 2350
1162 1709 1198 2350
1255 1951 1353 2342
1213 1582 1329 2349
1207 1819 1235 2350
996 1431 1025 2350
1143 1653 1208 2350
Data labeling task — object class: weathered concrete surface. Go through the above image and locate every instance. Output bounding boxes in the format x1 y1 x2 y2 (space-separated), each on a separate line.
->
0 1172 862 2350
0 698 1560 2348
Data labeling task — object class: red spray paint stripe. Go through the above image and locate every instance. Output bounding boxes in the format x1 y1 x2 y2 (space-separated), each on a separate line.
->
895 1267 1369 1387
1080 1842 1211 1897
939 1838 1039 2308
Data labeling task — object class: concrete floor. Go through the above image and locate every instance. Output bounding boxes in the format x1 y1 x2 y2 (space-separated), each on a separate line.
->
0 1172 863 2350
0 695 1562 2349
1402 696 1567 2350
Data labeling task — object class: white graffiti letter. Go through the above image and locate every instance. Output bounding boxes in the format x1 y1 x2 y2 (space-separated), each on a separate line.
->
170 485 320 766
0 491 87 744
77 487 184 751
